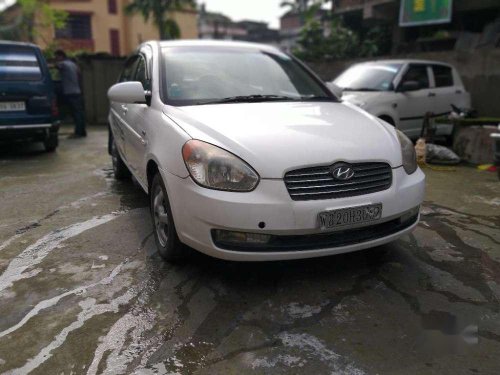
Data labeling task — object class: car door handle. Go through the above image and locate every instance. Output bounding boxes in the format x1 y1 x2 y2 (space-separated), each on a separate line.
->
428 92 436 97
455 90 463 94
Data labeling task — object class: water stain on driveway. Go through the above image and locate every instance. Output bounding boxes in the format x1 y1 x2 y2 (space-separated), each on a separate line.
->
0 129 499 374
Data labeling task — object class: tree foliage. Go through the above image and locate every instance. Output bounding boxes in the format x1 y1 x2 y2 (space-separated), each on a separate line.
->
0 0 67 43
294 12 390 61
125 0 196 40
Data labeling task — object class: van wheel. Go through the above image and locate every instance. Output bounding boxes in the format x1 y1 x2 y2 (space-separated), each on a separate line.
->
111 137 131 180
44 133 58 152
150 173 184 262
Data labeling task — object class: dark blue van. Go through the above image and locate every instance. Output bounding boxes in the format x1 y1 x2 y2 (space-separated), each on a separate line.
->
0 41 59 152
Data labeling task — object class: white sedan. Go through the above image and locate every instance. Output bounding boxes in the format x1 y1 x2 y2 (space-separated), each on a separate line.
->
331 60 471 139
107 41 425 262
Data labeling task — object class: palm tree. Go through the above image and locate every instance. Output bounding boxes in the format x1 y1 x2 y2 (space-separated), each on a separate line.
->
280 0 310 25
125 0 196 40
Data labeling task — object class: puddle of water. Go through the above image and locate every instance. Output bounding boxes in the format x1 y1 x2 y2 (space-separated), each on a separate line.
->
6 291 136 374
0 262 125 338
0 234 23 253
0 213 121 294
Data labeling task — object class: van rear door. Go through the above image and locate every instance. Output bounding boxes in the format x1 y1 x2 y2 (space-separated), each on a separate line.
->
0 44 54 127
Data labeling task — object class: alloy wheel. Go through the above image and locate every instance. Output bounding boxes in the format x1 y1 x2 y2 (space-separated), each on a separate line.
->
153 187 169 247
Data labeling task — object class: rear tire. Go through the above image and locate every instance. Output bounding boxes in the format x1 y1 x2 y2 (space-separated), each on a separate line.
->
150 173 185 262
111 136 131 180
44 132 58 152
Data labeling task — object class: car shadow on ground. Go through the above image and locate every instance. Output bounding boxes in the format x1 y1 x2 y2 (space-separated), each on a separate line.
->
0 141 49 159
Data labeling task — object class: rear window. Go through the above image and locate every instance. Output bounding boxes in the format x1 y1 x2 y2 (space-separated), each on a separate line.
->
432 65 454 87
0 45 43 81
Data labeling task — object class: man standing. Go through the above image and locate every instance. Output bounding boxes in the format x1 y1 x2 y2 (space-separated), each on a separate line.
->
54 50 86 138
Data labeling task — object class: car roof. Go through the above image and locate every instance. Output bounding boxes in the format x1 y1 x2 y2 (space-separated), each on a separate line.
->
147 39 280 53
355 59 454 68
0 40 40 49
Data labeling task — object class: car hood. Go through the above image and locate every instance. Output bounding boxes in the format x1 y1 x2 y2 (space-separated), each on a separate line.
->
163 101 402 178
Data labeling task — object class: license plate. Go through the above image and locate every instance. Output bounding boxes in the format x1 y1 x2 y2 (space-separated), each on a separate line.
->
0 102 26 112
318 204 383 230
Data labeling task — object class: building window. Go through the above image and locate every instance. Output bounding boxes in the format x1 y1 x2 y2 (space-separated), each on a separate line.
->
109 29 120 56
108 0 118 15
55 13 92 39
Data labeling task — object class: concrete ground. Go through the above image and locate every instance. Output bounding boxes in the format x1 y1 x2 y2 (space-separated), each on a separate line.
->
0 127 499 375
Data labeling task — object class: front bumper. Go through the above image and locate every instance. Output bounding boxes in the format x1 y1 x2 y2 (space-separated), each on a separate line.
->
163 166 425 261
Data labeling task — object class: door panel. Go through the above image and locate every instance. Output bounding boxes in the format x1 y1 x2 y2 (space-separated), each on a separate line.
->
124 55 150 183
396 65 434 139
110 56 140 166
430 65 473 136
109 106 127 158
125 104 148 181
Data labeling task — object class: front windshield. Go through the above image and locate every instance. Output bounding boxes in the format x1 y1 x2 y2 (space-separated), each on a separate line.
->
161 47 334 106
334 63 402 92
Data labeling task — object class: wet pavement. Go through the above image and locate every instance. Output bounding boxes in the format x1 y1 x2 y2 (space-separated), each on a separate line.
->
0 127 499 375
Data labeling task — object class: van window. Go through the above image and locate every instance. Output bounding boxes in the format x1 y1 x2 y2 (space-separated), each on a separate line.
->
432 65 454 87
0 45 42 81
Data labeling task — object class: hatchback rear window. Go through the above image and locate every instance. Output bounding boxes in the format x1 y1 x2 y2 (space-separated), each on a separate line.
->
0 45 43 81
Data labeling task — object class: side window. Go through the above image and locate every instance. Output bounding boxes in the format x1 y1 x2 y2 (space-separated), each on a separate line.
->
402 65 429 89
432 65 453 87
119 56 139 82
134 56 150 90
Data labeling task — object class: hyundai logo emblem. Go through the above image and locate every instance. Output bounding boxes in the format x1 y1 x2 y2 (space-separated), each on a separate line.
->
332 166 355 181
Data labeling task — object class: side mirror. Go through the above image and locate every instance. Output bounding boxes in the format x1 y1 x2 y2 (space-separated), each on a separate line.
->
326 81 343 98
397 80 420 93
108 81 147 104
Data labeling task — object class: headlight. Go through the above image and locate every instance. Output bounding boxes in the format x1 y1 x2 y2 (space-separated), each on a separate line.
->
182 140 260 191
396 129 417 174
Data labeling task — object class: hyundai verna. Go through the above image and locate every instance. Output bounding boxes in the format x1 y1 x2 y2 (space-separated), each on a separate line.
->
107 41 425 262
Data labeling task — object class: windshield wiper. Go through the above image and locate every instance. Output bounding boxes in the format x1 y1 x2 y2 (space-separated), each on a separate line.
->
342 87 380 92
198 94 336 105
199 95 298 105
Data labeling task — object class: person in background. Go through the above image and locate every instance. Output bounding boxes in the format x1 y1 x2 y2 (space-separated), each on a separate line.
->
54 50 86 138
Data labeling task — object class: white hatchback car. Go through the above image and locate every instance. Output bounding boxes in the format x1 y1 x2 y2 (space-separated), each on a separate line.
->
331 60 471 139
108 41 425 262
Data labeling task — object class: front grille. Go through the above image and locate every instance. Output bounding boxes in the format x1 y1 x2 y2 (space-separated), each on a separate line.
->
284 162 393 201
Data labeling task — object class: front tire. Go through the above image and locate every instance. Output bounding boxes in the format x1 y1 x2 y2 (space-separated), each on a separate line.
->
150 173 184 262
111 136 131 180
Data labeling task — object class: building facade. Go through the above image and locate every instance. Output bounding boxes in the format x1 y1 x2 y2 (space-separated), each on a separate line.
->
198 5 279 45
279 9 328 53
5 0 198 56
278 0 500 54
333 0 500 52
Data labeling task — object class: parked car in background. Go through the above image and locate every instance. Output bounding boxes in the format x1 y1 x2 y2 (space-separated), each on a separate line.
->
330 60 471 140
0 41 59 152
108 41 425 262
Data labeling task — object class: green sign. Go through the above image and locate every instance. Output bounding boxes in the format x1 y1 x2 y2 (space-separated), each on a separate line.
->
399 0 452 27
